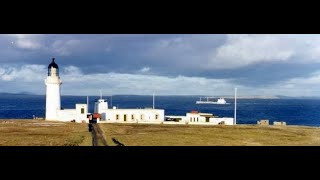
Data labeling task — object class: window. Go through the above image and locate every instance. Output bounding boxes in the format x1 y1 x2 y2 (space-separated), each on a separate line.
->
141 114 144 120
132 114 134 120
116 114 119 120
190 117 192 122
197 117 198 122
81 108 84 114
155 114 158 120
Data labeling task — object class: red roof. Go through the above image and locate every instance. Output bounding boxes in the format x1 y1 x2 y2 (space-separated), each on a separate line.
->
92 113 101 118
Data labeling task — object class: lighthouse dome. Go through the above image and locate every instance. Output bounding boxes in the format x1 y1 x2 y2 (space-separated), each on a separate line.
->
48 58 59 69
48 58 59 76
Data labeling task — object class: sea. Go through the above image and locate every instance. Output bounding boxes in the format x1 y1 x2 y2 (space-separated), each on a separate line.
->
1 94 320 127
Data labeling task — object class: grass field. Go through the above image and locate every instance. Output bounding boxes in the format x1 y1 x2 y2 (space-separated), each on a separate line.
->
0 119 91 146
99 123 320 146
1 119 320 146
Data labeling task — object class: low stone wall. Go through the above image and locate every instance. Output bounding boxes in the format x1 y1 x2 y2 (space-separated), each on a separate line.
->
273 121 287 126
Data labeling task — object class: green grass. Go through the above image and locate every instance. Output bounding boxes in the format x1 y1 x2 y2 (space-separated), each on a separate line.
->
0 119 91 146
2 119 320 146
99 123 320 146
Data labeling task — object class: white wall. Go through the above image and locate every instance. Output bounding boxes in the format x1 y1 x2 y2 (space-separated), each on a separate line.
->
94 100 108 115
185 113 234 125
76 104 88 123
54 104 88 123
101 109 164 123
209 117 234 125
186 113 207 123
57 109 76 122
45 76 62 120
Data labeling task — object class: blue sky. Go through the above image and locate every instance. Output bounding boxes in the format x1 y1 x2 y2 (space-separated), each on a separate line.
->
1 34 320 96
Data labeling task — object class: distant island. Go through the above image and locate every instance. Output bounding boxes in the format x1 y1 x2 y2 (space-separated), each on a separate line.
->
213 95 280 99
1 92 320 99
196 95 320 99
0 92 36 96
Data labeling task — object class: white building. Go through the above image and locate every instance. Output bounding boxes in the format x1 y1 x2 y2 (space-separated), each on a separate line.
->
45 58 62 120
94 97 164 124
165 110 234 125
56 104 88 122
45 58 88 123
94 98 108 120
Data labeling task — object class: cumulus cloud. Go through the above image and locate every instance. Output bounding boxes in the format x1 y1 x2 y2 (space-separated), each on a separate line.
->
51 37 111 56
139 67 150 73
208 34 320 69
143 35 214 67
51 39 82 56
233 70 320 97
3 34 320 96
142 34 320 70
0 34 112 58
143 34 320 70
277 71 320 91
0 65 46 81
2 63 320 96
61 72 238 96
63 65 83 75
208 34 296 69
2 34 320 70
7 34 43 50
58 66 239 95
0 64 238 95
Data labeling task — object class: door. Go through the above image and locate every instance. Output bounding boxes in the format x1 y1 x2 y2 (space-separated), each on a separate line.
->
124 114 127 122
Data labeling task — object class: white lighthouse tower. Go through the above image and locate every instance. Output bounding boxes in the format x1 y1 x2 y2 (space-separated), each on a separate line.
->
45 58 62 120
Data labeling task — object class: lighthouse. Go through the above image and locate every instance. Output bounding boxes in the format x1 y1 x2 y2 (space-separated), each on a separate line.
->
45 58 62 120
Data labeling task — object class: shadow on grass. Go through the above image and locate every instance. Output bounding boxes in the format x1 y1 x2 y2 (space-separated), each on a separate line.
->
112 138 125 146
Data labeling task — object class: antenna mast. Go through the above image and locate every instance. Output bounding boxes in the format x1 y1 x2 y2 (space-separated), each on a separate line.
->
153 92 155 109
87 96 89 113
111 95 113 107
234 88 237 125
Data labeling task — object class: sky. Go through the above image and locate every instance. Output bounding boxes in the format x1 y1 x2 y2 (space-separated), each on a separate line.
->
0 34 320 96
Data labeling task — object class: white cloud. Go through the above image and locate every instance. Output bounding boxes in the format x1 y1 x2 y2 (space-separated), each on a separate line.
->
2 64 320 96
61 71 238 96
209 34 297 69
0 64 238 95
209 34 320 69
51 38 111 56
0 65 46 82
146 37 197 58
157 38 183 48
63 65 82 75
7 34 43 50
59 66 320 97
4 35 320 96
144 34 320 70
279 71 320 88
242 71 320 97
139 67 150 73
51 39 81 56
3 34 320 71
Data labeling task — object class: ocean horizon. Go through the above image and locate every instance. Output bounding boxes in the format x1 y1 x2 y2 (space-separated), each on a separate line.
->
1 94 320 127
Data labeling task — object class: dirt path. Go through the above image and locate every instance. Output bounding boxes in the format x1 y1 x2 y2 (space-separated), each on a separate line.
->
91 124 108 146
